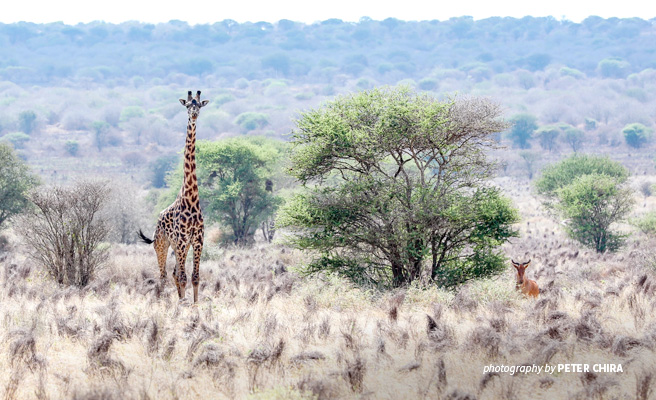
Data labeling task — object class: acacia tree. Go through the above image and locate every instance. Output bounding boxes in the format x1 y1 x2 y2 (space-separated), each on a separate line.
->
507 113 537 149
0 143 39 230
536 155 634 252
279 87 519 288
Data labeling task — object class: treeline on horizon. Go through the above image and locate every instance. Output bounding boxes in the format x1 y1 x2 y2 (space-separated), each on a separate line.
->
1 16 655 85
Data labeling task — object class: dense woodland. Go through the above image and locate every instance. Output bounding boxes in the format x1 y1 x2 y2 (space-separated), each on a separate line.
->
1 17 656 84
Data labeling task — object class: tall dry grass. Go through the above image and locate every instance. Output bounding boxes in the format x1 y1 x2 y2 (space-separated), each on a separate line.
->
0 177 655 399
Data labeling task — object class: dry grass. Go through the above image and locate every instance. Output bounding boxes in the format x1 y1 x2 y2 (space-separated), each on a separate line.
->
1 178 656 399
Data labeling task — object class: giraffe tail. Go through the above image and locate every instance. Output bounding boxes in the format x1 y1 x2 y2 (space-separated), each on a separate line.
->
137 229 154 244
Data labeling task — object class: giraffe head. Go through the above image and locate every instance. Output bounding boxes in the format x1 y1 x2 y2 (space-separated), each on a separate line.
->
511 259 531 285
179 90 209 121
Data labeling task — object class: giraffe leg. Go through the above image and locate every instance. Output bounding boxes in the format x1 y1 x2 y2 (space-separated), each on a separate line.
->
192 235 203 303
153 225 169 282
174 243 190 300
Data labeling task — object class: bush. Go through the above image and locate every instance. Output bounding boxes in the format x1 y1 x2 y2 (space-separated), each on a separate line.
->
64 140 79 156
1 132 30 149
235 112 269 133
119 106 146 122
149 154 179 188
598 58 630 79
17 181 110 287
634 212 656 236
507 114 537 149
562 126 584 152
536 125 560 152
279 87 518 288
92 121 111 151
18 110 37 134
162 137 284 244
622 123 652 148
0 143 39 229
536 155 634 253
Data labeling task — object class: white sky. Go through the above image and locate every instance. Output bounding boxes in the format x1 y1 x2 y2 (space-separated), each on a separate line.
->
2 0 655 25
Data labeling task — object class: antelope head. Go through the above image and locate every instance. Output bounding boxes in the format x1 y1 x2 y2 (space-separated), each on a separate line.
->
511 259 531 286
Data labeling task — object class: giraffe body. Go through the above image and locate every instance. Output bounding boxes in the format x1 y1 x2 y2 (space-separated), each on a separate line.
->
139 90 209 303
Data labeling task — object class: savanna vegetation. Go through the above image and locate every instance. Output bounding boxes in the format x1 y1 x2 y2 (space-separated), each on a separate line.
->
0 15 656 400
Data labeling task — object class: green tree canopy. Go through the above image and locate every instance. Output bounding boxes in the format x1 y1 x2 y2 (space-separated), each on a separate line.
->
535 155 633 252
535 154 629 197
507 113 537 149
0 142 40 229
279 87 519 288
622 123 652 148
160 137 284 244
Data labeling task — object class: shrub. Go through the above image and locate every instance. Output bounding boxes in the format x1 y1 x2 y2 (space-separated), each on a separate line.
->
1 131 29 149
119 106 146 122
634 212 656 236
598 58 630 79
64 140 79 156
0 142 39 229
18 110 37 134
149 154 179 188
507 114 537 149
563 126 585 152
235 112 269 133
622 123 652 148
92 121 110 151
162 137 284 244
17 181 110 287
536 125 560 152
536 155 634 253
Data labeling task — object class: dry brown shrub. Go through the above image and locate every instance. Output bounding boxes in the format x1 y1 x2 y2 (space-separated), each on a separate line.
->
344 356 365 393
636 371 654 400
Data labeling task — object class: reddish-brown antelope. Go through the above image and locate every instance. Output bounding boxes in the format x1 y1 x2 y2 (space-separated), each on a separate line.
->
512 260 539 298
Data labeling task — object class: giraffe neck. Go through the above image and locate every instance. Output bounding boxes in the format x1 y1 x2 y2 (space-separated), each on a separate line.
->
181 118 199 208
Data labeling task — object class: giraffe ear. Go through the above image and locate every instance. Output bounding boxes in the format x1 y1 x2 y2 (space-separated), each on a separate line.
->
200 100 209 107
179 99 187 106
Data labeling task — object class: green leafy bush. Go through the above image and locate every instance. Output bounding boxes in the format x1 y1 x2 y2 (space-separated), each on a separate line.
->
622 123 652 148
64 140 79 156
0 142 39 229
234 112 269 133
1 132 30 149
507 114 537 149
536 155 634 252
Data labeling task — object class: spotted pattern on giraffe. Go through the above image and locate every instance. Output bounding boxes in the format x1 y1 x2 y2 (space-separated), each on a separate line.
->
138 90 209 303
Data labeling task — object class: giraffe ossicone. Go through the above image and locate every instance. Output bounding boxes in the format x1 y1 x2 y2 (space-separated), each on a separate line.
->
138 90 209 303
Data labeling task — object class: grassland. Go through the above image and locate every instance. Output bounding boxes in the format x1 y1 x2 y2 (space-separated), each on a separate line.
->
1 177 656 400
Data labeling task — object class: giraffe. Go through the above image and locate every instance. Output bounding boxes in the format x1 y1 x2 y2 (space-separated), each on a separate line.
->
139 90 209 303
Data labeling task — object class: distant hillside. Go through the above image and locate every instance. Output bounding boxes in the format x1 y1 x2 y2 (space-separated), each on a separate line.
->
1 17 655 85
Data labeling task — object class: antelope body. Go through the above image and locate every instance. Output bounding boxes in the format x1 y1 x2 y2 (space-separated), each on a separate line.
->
512 260 539 298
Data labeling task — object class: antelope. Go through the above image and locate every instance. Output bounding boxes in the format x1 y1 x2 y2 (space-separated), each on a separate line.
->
512 260 539 298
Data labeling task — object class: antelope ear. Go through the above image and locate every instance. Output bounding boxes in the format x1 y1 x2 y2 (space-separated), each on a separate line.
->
179 99 187 106
525 260 531 267
200 100 210 107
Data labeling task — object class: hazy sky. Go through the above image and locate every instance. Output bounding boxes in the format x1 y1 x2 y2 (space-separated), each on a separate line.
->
2 0 655 24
